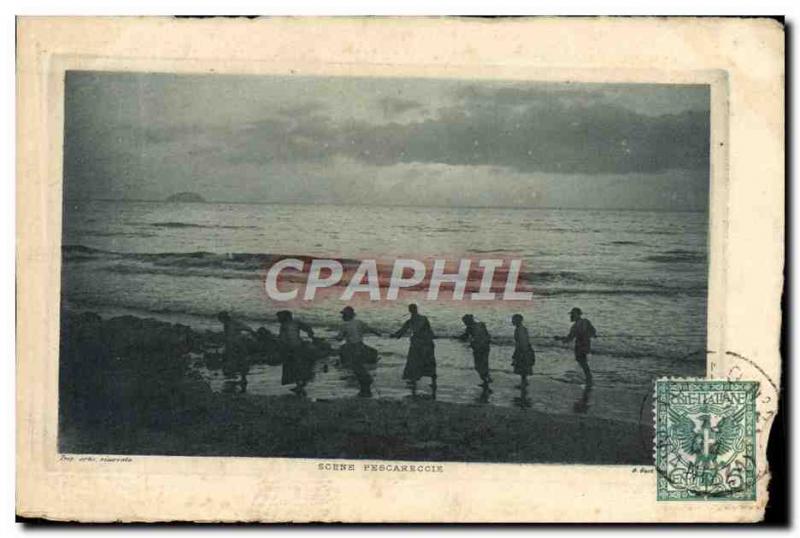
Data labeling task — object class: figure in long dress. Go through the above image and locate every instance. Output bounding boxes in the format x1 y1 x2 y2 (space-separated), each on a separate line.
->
511 313 535 388
277 310 315 395
392 304 437 396
217 311 256 392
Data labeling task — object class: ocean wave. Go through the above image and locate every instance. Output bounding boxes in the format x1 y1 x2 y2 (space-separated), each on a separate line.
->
63 245 111 260
637 230 685 236
103 263 264 281
522 270 586 282
645 249 706 264
62 245 362 273
64 244 107 254
148 221 259 230
533 286 706 297
466 248 514 254
398 224 480 233
81 231 159 238
522 270 705 295
62 245 706 297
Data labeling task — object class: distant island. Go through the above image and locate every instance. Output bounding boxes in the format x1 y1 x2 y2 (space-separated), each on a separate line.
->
165 192 206 203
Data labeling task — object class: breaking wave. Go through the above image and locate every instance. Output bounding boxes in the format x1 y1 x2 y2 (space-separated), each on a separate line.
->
62 245 706 297
645 249 706 264
148 221 259 230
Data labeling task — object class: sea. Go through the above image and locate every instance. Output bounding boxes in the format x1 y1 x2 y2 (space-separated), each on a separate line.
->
61 200 708 425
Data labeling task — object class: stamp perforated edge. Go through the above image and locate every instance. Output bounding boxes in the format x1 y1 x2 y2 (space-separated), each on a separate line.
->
654 377 759 502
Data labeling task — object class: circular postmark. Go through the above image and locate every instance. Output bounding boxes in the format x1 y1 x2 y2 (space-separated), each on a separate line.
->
722 350 780 438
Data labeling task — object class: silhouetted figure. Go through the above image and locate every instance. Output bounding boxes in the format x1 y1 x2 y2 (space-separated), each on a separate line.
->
254 327 282 365
477 383 491 404
336 306 381 397
217 311 255 392
511 314 535 388
392 304 437 396
277 310 315 395
458 314 492 389
555 307 597 387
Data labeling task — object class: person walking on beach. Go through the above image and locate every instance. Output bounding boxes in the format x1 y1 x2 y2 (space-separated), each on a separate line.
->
554 307 597 387
336 306 381 397
217 311 256 392
276 310 315 395
391 304 437 396
458 314 492 390
511 314 535 388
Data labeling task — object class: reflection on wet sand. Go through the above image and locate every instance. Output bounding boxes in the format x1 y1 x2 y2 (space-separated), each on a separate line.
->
207 356 655 427
573 384 593 414
477 384 492 404
513 385 532 409
405 379 438 400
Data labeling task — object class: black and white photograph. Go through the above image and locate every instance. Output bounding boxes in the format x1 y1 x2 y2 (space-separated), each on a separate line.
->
58 71 711 464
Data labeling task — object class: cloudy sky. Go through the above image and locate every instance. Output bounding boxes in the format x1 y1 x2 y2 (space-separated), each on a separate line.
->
63 71 710 210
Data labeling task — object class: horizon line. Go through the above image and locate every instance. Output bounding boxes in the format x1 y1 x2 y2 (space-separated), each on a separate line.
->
63 197 710 213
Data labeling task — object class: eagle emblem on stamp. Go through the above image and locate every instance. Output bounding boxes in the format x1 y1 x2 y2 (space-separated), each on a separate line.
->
655 379 758 501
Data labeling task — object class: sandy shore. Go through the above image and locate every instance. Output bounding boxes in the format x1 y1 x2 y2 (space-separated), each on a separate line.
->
60 390 653 464
58 310 654 464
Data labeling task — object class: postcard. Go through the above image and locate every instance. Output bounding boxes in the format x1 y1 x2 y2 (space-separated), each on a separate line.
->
16 16 784 522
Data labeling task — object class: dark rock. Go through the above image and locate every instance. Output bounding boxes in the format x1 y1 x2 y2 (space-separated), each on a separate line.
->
59 310 212 432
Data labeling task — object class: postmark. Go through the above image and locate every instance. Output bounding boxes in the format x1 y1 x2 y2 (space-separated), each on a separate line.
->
655 379 757 501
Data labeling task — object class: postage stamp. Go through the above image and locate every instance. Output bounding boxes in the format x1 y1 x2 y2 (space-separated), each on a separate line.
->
655 379 758 501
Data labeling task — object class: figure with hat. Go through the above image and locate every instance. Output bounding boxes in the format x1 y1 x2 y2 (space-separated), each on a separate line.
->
554 307 597 387
511 313 535 388
391 304 437 397
217 310 256 392
458 314 493 390
335 306 381 397
276 310 315 395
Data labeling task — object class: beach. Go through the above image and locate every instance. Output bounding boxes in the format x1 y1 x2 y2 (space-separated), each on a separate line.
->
58 201 707 463
60 389 653 464
60 310 653 463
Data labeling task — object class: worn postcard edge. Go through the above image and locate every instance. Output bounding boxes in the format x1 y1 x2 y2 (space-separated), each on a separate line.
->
16 16 784 523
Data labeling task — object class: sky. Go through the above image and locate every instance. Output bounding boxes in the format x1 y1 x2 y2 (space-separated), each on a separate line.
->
63 71 710 210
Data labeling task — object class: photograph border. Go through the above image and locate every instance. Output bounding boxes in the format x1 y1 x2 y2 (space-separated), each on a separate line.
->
17 17 782 523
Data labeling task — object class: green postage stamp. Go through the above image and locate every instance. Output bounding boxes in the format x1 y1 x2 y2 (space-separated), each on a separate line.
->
655 379 758 501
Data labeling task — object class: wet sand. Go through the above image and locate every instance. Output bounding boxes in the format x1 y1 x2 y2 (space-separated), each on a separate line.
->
199 339 655 428
61 390 654 464
58 310 655 463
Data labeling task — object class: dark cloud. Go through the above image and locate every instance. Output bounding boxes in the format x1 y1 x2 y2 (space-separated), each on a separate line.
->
222 116 336 165
455 83 710 116
62 71 710 208
212 90 709 176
